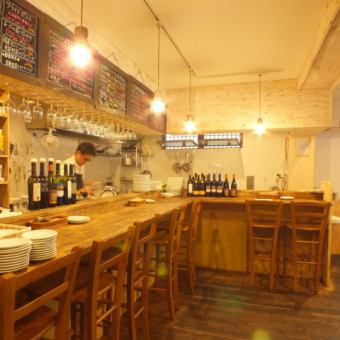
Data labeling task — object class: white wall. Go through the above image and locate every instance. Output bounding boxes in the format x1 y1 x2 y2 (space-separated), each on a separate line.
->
9 113 120 199
144 131 287 190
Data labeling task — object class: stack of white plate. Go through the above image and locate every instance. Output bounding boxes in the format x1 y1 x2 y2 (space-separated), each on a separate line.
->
151 180 162 190
22 229 57 261
133 174 151 192
0 238 31 273
166 177 183 196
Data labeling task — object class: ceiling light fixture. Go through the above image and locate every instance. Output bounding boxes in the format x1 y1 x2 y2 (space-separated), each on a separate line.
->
70 0 92 68
255 73 266 135
151 22 166 114
184 68 196 133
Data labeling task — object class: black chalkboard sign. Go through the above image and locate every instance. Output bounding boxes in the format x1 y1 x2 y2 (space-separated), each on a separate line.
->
0 0 38 76
47 28 94 99
128 79 153 124
98 62 128 114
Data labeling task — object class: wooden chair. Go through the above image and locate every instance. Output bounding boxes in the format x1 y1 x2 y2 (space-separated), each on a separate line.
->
284 201 331 294
126 216 158 340
0 248 82 340
245 200 283 290
71 228 135 340
149 204 187 320
178 201 202 294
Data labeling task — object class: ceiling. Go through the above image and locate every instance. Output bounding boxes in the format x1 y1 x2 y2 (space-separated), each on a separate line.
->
29 0 326 89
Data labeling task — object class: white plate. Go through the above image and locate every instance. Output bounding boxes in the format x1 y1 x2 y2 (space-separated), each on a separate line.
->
280 196 295 200
254 198 273 201
0 229 21 239
145 199 155 203
0 244 31 254
0 238 31 249
161 192 176 198
22 229 58 240
68 216 91 224
0 262 29 273
0 257 29 265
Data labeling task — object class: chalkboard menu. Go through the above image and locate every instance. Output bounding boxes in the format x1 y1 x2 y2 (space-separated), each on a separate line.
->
0 0 38 76
128 81 152 124
98 63 127 113
47 28 94 99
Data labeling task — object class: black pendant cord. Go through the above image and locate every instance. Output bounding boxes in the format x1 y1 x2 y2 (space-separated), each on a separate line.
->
189 68 192 115
157 21 161 91
80 0 84 26
259 73 262 119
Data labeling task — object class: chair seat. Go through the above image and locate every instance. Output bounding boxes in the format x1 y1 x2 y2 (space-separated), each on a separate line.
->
15 305 56 340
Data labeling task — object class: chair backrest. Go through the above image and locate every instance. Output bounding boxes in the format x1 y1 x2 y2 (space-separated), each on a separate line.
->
129 216 158 283
0 248 82 340
168 204 188 257
189 201 202 241
290 201 330 234
245 200 283 230
87 227 135 339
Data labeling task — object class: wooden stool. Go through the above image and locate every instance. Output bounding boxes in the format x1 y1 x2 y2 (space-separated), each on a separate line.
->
284 201 330 294
71 227 135 340
245 200 283 290
0 248 82 340
126 216 158 340
178 201 202 294
149 204 187 320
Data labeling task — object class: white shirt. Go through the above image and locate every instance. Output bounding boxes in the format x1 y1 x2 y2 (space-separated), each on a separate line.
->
64 155 85 177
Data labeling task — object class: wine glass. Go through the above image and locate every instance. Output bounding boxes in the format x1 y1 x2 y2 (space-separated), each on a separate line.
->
46 104 57 128
32 101 44 120
5 93 17 117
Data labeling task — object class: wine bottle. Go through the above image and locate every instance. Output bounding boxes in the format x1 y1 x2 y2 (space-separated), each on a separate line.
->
193 175 199 197
211 174 217 197
187 175 193 197
200 174 206 196
223 174 230 197
28 158 41 210
55 160 64 206
70 163 77 204
205 174 211 197
230 174 238 197
63 163 72 205
216 174 223 197
48 158 57 207
39 158 49 209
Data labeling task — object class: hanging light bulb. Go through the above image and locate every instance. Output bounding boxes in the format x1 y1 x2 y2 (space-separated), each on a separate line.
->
184 67 197 133
151 22 166 114
254 74 266 135
70 0 92 68
184 114 196 133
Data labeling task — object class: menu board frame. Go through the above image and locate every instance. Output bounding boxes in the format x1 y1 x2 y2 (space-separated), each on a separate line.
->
0 0 43 86
38 15 96 104
93 55 128 117
127 75 153 125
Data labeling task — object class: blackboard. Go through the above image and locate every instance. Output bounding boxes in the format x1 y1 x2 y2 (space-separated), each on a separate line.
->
98 62 127 114
0 0 38 76
47 28 94 99
128 80 152 124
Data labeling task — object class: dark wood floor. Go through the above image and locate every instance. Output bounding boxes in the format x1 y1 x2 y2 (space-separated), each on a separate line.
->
144 257 340 340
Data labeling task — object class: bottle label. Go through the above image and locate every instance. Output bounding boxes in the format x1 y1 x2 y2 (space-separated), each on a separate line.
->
72 182 77 194
41 182 48 192
224 189 229 196
188 183 193 193
49 189 57 204
212 187 217 193
217 187 223 193
67 181 72 198
230 189 237 197
33 183 41 202
57 183 64 198
206 187 211 193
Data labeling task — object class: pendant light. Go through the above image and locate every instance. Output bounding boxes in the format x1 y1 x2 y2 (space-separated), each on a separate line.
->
184 68 196 133
151 22 166 114
255 73 266 135
70 0 92 68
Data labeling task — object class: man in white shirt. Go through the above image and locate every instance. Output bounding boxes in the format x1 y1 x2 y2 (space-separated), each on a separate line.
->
64 142 96 195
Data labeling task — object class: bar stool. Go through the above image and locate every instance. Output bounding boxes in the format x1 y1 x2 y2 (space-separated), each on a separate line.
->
178 200 202 294
126 216 158 340
71 227 135 340
284 201 330 294
245 200 283 290
149 204 187 320
0 248 82 340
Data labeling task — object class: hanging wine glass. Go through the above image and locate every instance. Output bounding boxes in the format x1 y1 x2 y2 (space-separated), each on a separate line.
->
32 101 44 120
46 104 56 127
6 93 17 117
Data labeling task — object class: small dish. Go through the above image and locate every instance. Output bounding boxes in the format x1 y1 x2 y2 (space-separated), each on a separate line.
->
67 216 91 224
145 199 155 203
161 192 176 198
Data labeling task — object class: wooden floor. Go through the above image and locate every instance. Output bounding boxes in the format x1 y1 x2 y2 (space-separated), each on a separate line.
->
143 257 340 340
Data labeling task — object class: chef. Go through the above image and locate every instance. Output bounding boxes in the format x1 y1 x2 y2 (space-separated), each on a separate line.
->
64 142 96 195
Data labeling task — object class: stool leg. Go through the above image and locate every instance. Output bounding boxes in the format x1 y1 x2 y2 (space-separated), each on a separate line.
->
127 286 137 340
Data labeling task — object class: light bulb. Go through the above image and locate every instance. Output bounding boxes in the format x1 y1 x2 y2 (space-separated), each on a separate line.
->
70 42 92 68
184 115 196 133
255 117 266 135
151 95 166 114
